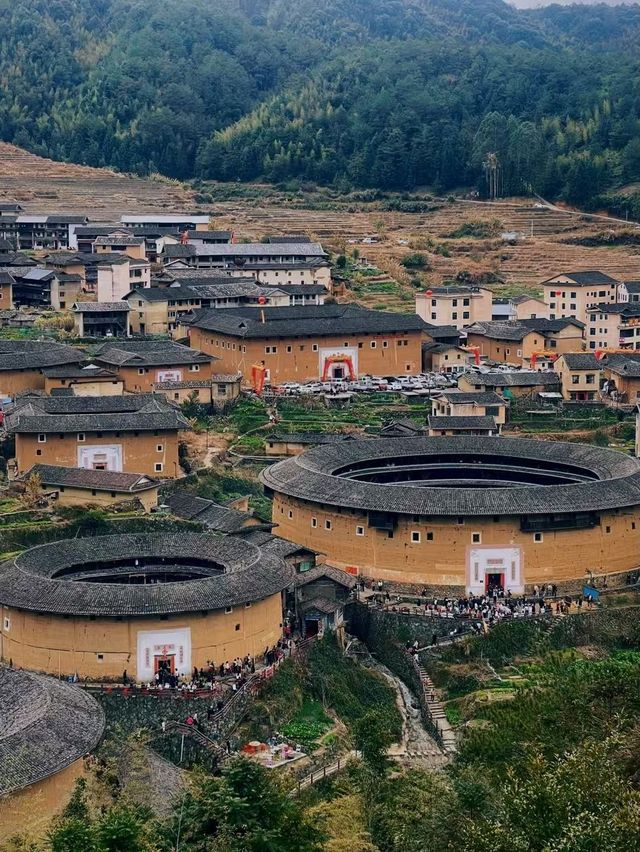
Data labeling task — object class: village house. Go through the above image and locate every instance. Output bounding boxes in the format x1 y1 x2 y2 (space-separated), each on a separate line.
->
20 464 160 511
73 301 131 337
464 321 544 367
92 231 147 260
164 491 263 533
153 373 242 408
553 352 601 401
601 353 640 406
415 285 492 330
509 294 550 320
1 214 89 251
162 241 331 290
0 341 83 398
431 390 508 426
421 342 470 373
93 339 215 393
617 280 640 304
42 363 124 397
457 370 561 400
186 304 431 385
5 393 190 478
427 415 499 436
541 271 618 324
586 302 640 352
465 318 584 368
96 255 151 301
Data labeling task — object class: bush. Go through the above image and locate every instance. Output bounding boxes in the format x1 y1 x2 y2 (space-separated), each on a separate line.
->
400 252 430 270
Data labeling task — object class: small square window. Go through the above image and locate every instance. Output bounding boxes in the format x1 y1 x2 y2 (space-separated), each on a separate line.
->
356 526 364 536
288 510 293 519
97 654 104 661
37 433 46 443
245 601 252 608
325 519 332 530
286 345 292 353
426 532 434 541
157 444 163 452
457 517 464 525
383 341 388 348
605 525 611 533
632 522 636 530
312 344 318 352
472 532 481 544
225 606 233 614
370 341 376 349
138 367 145 375
36 449 42 456
3 617 10 631
411 531 420 543
77 433 85 442
534 532 543 543
311 517 317 528
155 463 163 472
235 623 241 631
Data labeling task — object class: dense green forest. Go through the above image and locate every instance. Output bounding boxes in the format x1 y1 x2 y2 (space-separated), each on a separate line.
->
2 0 640 205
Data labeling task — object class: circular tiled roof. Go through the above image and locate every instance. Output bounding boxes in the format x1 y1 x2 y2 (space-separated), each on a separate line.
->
0 533 293 616
0 666 104 795
261 436 640 517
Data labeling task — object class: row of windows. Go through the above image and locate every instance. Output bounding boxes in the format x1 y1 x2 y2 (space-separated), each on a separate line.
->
306 518 549 543
263 339 410 355
136 365 200 374
431 298 471 307
37 434 165 451
432 311 469 321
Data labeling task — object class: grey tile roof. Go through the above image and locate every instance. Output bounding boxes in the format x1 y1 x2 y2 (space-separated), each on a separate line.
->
0 341 84 372
0 271 15 284
587 302 640 316
441 391 506 405
5 393 190 434
424 325 460 340
267 432 355 445
189 304 430 338
261 436 640 517
542 271 618 286
0 667 104 796
604 358 640 378
165 492 254 533
93 235 145 246
21 464 159 492
519 318 585 332
428 415 497 430
154 379 212 389
465 371 560 388
190 242 326 258
557 353 600 370
74 301 130 312
0 533 294 616
266 235 312 243
510 294 546 305
94 340 211 367
465 321 531 341
292 563 357 589
622 280 640 294
379 419 424 436
41 363 119 379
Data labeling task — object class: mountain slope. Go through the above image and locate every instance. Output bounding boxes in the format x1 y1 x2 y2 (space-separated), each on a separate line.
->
1 0 640 207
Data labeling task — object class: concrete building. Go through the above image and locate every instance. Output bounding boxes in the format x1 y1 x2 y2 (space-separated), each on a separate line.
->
617 280 640 304
553 353 601 401
465 319 584 368
186 304 431 385
0 533 293 680
96 256 150 302
415 285 492 330
422 342 470 373
20 464 160 511
510 294 549 320
93 232 147 260
121 214 210 231
541 271 618 324
5 393 190 478
262 436 640 592
586 303 640 352
162 242 331 290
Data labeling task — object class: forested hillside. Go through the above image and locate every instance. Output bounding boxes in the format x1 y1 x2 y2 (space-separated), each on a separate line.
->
2 0 640 207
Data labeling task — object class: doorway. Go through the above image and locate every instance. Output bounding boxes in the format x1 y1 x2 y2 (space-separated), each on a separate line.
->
154 655 175 676
485 572 504 594
304 618 320 638
332 366 344 380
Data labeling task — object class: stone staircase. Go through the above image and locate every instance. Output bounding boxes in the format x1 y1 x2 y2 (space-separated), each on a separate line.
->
414 661 457 755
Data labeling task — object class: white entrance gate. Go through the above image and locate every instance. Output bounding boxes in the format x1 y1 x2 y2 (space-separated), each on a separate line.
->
467 546 524 596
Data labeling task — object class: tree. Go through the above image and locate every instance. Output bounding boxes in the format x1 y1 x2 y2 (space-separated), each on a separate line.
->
353 709 395 774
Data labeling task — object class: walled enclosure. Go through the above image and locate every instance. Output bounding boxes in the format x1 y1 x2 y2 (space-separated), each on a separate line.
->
262 437 640 593
0 534 293 679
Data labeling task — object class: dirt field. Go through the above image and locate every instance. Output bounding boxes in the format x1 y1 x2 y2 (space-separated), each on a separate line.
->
1 143 638 304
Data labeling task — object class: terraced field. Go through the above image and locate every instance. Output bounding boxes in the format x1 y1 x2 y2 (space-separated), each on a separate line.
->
0 143 638 309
